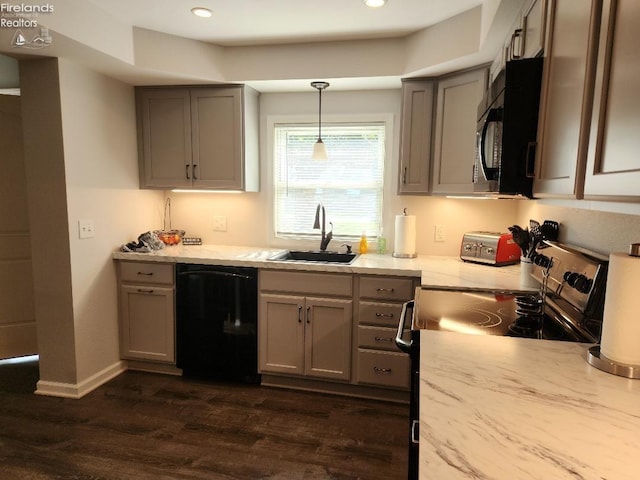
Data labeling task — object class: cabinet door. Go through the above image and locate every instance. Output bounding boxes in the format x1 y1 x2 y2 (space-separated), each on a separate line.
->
431 68 487 195
398 80 435 194
304 297 353 381
523 0 547 58
533 0 601 198
584 0 640 199
191 87 244 189
137 88 192 188
120 285 175 363
259 293 305 375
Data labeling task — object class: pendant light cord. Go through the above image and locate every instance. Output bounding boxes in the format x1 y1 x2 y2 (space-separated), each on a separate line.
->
318 86 322 141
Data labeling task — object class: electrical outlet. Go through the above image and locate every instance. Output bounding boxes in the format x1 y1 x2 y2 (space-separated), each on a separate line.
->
434 224 446 242
213 215 227 232
78 219 95 239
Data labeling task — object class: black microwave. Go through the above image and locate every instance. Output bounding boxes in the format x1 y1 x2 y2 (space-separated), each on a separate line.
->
473 57 543 198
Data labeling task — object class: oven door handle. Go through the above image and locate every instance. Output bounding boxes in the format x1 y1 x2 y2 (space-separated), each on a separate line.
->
395 300 414 353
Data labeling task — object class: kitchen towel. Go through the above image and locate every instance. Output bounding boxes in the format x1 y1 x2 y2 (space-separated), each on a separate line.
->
393 213 416 258
600 252 640 366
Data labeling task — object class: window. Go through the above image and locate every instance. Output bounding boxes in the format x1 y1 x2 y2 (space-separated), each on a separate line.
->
273 122 385 241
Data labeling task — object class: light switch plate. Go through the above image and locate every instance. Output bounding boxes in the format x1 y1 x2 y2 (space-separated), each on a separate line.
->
78 219 95 239
213 215 227 232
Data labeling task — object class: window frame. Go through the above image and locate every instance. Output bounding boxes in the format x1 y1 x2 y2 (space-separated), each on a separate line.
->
266 113 394 249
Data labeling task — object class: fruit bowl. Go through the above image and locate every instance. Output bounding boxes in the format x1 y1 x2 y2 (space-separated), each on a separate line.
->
156 229 185 245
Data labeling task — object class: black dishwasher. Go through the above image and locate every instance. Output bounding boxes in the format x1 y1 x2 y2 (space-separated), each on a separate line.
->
176 264 259 383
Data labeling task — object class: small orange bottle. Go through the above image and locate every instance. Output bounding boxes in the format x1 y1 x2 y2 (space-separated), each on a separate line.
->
359 232 368 254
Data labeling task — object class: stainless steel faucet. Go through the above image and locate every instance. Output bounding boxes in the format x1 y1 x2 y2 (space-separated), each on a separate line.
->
313 203 333 251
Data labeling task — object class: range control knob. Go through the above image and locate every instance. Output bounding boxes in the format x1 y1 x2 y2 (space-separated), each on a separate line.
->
563 271 593 294
531 253 553 269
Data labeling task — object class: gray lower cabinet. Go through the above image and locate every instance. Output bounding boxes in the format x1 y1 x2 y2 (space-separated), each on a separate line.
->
117 261 176 363
355 276 415 390
259 270 353 382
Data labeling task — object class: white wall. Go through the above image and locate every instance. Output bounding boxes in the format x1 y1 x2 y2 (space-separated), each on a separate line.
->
168 88 521 255
58 59 165 383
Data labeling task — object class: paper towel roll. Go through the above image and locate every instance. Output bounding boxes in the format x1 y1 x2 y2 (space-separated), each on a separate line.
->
600 252 640 365
393 214 416 258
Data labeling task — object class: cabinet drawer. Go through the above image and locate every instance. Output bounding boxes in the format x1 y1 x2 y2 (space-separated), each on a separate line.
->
119 261 174 285
358 301 404 327
358 326 409 352
359 276 414 301
260 270 352 297
357 349 410 389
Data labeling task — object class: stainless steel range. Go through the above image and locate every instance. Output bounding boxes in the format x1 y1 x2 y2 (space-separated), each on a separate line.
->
413 241 608 341
395 240 609 480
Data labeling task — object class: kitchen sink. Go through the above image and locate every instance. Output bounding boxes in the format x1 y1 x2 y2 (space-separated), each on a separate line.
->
267 250 358 264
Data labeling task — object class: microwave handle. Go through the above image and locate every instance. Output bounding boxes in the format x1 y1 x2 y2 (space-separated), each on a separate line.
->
525 141 537 178
395 300 414 353
479 107 502 181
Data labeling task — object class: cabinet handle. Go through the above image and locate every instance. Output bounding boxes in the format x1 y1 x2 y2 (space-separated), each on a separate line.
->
373 366 392 374
297 305 303 323
375 312 394 318
306 306 311 324
374 336 394 343
137 271 153 276
525 141 537 178
186 164 190 180
137 288 154 294
510 28 523 60
193 164 198 180
411 419 420 445
376 287 395 293
402 167 407 185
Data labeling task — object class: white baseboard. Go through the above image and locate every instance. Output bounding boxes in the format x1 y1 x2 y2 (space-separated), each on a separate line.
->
35 360 127 399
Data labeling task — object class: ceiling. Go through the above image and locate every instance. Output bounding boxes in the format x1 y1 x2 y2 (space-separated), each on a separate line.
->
86 0 486 47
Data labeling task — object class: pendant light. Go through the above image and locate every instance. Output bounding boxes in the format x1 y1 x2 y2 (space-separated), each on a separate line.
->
311 81 330 160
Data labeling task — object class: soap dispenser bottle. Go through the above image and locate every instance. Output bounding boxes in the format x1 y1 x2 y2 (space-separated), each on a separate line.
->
359 232 368 254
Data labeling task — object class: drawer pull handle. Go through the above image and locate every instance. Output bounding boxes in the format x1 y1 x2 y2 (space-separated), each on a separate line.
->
137 288 154 294
137 272 154 276
373 366 392 374
376 288 395 293
374 336 394 342
297 305 303 323
375 313 394 318
306 306 311 324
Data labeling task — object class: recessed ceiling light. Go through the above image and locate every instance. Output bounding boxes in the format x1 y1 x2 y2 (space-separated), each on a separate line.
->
363 0 387 7
191 7 213 18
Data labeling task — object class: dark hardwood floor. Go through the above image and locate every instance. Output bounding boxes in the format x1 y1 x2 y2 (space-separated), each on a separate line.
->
0 359 409 479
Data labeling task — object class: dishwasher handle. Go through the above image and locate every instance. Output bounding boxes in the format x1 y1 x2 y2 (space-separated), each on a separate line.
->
395 300 414 353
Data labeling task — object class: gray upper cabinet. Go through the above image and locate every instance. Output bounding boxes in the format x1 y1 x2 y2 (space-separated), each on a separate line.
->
136 85 259 191
583 0 640 200
398 79 435 195
431 67 487 195
533 0 601 198
522 0 547 59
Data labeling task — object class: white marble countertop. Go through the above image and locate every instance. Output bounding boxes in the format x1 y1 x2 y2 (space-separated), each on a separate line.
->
112 244 532 291
420 330 640 479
